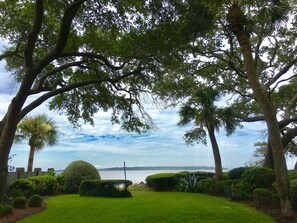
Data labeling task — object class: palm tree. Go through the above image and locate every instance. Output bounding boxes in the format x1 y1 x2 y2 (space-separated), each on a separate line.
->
178 87 238 182
15 115 58 171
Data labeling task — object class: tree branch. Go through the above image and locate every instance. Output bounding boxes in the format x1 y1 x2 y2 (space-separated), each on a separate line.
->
60 51 126 70
284 94 297 119
19 65 143 120
32 0 86 73
24 0 44 68
267 53 297 86
34 60 90 90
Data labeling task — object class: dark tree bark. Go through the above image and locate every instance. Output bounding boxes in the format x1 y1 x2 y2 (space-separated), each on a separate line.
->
227 4 293 218
263 142 275 169
27 145 35 172
207 124 223 182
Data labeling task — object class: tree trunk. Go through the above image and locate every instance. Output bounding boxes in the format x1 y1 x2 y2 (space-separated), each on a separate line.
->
0 109 21 203
207 124 223 182
27 144 35 172
234 29 293 218
294 161 297 170
263 142 274 169
0 74 35 203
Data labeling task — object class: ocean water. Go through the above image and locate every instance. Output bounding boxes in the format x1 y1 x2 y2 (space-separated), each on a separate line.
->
99 169 214 184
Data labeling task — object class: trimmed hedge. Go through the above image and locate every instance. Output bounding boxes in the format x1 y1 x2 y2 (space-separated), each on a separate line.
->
79 180 132 198
227 167 251 180
241 167 275 192
62 160 100 194
146 173 178 191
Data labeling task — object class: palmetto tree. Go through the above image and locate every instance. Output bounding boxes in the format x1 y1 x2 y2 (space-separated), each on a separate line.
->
178 87 238 182
15 115 58 171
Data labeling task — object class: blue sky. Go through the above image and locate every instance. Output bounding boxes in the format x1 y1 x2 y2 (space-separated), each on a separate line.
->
1 61 296 171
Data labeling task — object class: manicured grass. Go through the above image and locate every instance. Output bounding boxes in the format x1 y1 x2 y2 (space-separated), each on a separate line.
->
19 189 275 223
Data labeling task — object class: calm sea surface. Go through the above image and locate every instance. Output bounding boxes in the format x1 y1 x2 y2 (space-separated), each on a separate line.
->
99 169 214 184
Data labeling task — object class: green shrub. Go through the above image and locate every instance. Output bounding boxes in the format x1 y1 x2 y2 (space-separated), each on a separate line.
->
61 160 100 194
290 179 297 211
28 175 60 195
146 173 178 191
288 170 297 180
79 180 132 198
232 188 250 201
253 188 272 208
8 179 36 198
176 171 215 192
227 167 251 180
241 167 275 192
0 204 13 217
216 179 244 198
28 195 43 207
196 178 217 195
12 196 27 209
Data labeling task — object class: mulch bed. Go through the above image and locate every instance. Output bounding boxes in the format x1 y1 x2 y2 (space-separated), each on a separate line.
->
0 201 46 223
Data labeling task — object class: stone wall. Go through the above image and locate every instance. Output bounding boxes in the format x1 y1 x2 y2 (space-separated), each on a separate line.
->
6 167 55 187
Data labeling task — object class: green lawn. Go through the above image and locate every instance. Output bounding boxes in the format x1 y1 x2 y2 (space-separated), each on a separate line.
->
19 189 275 223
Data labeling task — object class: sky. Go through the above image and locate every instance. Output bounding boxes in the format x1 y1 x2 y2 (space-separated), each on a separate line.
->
0 61 296 171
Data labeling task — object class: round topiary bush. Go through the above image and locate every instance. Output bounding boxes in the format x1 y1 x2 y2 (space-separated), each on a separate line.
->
12 196 27 209
61 160 100 194
28 195 43 207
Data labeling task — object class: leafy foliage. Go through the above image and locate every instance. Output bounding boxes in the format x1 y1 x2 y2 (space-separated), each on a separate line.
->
196 178 217 195
8 179 36 199
253 188 273 208
177 171 215 192
27 175 60 195
15 115 58 171
290 179 297 211
227 167 251 180
241 167 276 192
61 160 100 194
0 204 13 217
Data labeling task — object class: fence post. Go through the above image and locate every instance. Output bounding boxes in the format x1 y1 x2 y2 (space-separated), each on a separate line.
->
16 167 25 179
34 168 42 176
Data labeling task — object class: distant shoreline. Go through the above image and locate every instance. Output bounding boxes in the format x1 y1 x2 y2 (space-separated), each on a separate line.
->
98 166 228 171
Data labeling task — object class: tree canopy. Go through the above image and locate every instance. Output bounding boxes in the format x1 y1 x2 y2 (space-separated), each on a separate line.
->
0 0 215 203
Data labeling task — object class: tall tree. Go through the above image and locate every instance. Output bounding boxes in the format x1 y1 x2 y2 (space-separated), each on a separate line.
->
15 115 57 171
0 0 214 203
226 2 293 216
178 87 238 182
154 0 296 217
